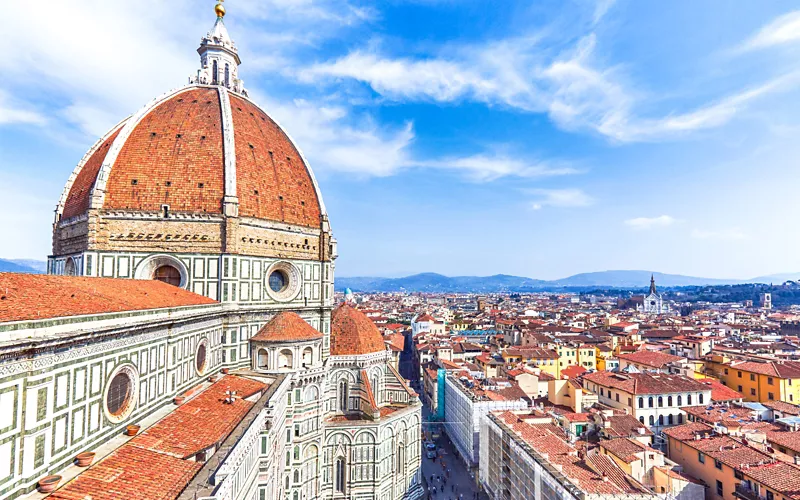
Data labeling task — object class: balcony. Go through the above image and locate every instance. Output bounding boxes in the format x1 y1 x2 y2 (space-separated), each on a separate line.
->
734 484 762 500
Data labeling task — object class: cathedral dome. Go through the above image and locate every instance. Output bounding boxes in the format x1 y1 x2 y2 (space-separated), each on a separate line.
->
251 311 323 343
57 86 324 228
330 304 387 356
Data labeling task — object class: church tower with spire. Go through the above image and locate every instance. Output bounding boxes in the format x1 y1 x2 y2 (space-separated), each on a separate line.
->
642 274 666 314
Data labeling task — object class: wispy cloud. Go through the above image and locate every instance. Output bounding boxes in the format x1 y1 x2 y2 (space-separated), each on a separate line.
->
741 10 800 51
624 215 676 230
529 188 593 210
412 155 579 182
691 228 747 240
593 0 617 25
0 90 46 126
299 30 796 143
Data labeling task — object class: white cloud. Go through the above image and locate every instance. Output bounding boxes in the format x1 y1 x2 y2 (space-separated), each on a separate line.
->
412 155 579 182
298 25 800 143
593 0 617 25
529 188 593 210
691 228 747 240
263 96 578 181
741 10 800 51
0 90 46 126
624 215 676 230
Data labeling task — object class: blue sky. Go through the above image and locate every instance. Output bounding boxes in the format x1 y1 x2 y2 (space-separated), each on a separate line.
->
3 0 800 280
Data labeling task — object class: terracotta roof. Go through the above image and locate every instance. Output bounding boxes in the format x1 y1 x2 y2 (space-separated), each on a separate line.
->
330 304 387 356
583 371 709 395
762 400 800 416
743 462 800 498
50 446 202 500
492 412 648 495
250 312 322 343
104 88 226 214
618 350 683 368
60 87 322 227
51 375 266 500
560 365 588 379
697 378 743 402
130 375 267 459
731 360 800 379
416 313 435 322
62 125 125 219
230 94 321 227
0 274 216 323
600 438 647 463
602 414 653 438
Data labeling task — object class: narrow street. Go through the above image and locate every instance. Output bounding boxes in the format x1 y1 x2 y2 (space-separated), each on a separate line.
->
399 335 487 500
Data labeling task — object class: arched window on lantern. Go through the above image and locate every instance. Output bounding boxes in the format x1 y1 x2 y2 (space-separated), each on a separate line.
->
212 60 218 84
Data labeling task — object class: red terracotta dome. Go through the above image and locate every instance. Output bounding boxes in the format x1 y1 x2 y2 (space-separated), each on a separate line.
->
330 304 387 356
57 85 325 228
251 312 323 343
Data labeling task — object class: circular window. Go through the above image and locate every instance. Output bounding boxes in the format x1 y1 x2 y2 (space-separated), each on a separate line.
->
104 364 139 423
154 265 182 287
650 301 656 306
264 262 301 302
269 270 288 293
196 339 208 375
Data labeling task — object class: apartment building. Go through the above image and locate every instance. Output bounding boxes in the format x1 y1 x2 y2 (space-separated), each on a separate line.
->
705 355 800 404
582 372 711 438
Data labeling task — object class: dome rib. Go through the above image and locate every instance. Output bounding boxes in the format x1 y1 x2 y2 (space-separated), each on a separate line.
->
251 312 323 343
330 304 387 356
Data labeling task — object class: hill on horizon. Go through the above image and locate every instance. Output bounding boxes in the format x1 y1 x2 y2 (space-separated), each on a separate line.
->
336 270 797 292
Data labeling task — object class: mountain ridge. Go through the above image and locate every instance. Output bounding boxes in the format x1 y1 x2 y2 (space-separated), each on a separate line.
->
336 270 799 292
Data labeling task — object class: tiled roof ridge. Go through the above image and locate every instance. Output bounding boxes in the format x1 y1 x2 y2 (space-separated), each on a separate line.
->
251 311 322 343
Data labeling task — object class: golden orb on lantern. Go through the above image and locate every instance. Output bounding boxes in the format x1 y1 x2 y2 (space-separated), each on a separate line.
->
215 1 226 18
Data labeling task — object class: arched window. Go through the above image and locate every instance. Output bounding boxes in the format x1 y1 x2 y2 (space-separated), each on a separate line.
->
278 349 293 369
302 347 313 367
677 395 683 406
335 457 346 493
668 396 673 407
638 397 644 409
293 446 300 461
648 397 654 408
687 394 693 405
639 416 644 424
699 393 704 404
668 414 674 425
294 469 300 483
678 414 684 424
258 349 268 369
658 396 663 407
658 415 664 425
64 258 76 276
339 380 348 413
396 442 405 473
293 492 298 500
225 63 230 86
649 415 654 425
153 265 181 287
212 60 218 84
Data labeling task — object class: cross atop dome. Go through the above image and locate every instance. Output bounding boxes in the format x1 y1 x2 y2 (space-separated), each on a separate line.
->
190 1 248 95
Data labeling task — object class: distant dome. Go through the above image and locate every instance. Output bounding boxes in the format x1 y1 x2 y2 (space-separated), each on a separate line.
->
58 87 324 228
330 304 386 356
251 312 323 343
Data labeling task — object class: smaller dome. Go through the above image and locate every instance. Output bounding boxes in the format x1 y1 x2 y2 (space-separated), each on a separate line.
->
251 312 322 343
331 304 386 356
